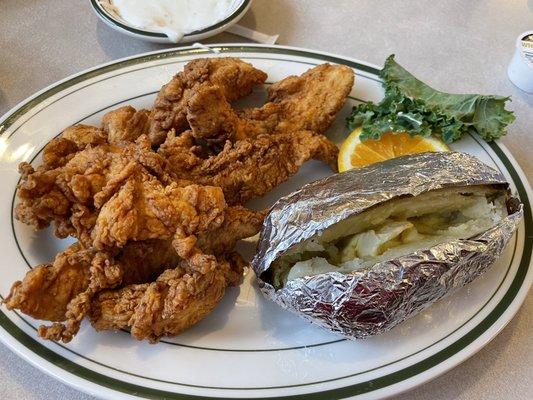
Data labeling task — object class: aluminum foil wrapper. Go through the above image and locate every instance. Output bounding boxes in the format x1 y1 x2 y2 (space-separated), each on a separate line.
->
252 152 523 339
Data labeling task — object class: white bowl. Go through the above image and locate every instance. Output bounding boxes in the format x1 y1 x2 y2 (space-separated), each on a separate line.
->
90 0 252 43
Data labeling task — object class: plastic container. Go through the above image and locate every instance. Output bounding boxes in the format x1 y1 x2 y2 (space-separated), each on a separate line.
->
507 30 533 94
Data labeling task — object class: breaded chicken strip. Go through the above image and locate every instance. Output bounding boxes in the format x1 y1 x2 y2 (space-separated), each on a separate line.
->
4 243 92 322
195 206 266 255
5 207 264 342
15 135 177 244
91 177 227 266
89 252 246 342
158 130 339 205
35 240 182 343
4 240 179 323
186 64 354 144
93 176 266 253
102 106 151 145
149 58 267 146
42 106 151 165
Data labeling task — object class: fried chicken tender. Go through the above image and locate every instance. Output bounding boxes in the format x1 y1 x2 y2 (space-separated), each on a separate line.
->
36 239 181 343
92 174 234 277
59 125 108 150
15 135 176 244
158 130 339 205
4 240 179 327
149 58 267 146
102 106 151 145
195 206 266 255
4 243 91 322
89 253 246 342
92 178 226 251
186 63 354 144
5 205 264 342
43 106 150 164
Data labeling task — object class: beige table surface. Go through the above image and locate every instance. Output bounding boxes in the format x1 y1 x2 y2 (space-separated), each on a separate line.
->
1 0 532 399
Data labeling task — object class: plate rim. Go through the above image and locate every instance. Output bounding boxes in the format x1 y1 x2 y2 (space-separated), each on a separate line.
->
0 44 531 400
89 0 252 43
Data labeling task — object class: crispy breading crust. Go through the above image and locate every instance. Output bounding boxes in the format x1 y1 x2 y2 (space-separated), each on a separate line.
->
186 63 354 144
149 58 267 145
6 59 349 343
158 130 339 204
89 253 246 342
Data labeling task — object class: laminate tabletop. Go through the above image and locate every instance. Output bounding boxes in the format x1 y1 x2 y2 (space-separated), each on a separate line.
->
0 1 531 399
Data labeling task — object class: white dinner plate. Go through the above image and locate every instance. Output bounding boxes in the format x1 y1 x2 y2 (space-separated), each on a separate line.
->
90 0 252 43
0 44 531 400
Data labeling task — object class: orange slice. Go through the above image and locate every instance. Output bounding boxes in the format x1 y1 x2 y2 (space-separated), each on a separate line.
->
338 127 449 171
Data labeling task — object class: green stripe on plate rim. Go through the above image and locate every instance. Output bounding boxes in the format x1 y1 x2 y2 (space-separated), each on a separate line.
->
90 0 251 38
0 45 530 399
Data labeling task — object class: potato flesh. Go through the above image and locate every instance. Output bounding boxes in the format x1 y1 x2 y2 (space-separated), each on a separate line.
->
273 186 507 287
